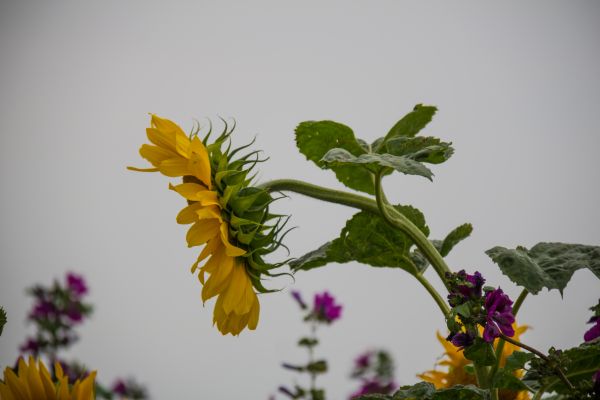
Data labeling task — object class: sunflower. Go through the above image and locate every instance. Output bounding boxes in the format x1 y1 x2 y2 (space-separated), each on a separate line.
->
418 323 530 400
130 115 287 335
0 357 96 400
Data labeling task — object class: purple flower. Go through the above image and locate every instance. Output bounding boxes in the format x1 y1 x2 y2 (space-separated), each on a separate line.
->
482 288 515 342
65 305 83 323
291 290 307 310
30 300 56 319
112 379 128 395
584 316 600 342
447 270 485 306
66 273 88 297
313 291 342 323
19 338 40 355
354 351 372 369
349 379 396 399
448 332 474 350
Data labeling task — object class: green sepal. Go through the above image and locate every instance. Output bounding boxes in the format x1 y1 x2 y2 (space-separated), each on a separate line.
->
463 338 496 366
0 307 6 336
485 242 600 295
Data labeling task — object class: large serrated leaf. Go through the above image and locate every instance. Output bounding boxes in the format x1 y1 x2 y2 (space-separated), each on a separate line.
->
321 148 434 181
485 242 600 295
440 223 473 257
388 382 489 400
290 205 429 274
382 136 454 164
295 120 375 194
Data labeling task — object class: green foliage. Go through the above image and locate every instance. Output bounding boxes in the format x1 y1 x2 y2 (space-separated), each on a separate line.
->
295 105 453 194
295 120 375 194
524 341 600 395
440 223 473 257
463 338 496 366
289 205 430 275
306 360 328 374
378 136 453 164
492 352 535 393
504 351 535 372
377 104 438 147
298 337 319 348
356 382 489 400
485 242 600 295
0 306 6 336
321 149 434 181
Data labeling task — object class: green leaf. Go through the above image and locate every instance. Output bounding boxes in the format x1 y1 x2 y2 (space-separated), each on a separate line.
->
0 307 6 336
440 223 473 257
389 382 489 400
321 149 434 181
380 104 438 146
485 242 600 295
290 205 429 274
504 351 535 372
306 360 328 374
463 338 496 366
381 136 454 164
295 120 375 194
492 370 532 392
524 340 600 395
298 337 319 348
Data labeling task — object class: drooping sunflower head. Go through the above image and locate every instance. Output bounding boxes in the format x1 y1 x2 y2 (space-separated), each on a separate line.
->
129 115 289 335
0 357 96 400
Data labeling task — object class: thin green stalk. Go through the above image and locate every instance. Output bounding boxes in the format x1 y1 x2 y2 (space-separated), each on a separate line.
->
413 271 451 316
499 333 575 391
257 178 452 290
489 289 530 384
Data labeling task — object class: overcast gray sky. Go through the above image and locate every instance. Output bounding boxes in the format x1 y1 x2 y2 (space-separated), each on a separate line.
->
1 1 599 399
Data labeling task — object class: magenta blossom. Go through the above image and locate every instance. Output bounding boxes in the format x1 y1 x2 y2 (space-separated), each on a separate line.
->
354 351 373 369
314 291 342 323
447 270 485 307
584 316 600 342
482 288 515 342
67 273 88 296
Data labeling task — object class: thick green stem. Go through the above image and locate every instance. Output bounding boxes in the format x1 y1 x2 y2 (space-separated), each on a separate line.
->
258 179 452 291
489 289 530 385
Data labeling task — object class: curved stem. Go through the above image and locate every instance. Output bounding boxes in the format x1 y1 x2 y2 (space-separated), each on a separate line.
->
489 289 530 383
258 179 453 290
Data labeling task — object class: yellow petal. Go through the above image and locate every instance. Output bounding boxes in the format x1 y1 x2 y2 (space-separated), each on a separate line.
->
221 263 248 314
24 359 45 400
247 295 260 330
126 166 160 172
150 115 190 157
146 127 177 153
219 223 246 257
202 251 234 301
39 361 57 399
139 144 176 167
186 220 221 247
5 367 30 400
188 136 212 188
176 202 205 225
169 183 210 202
158 158 190 177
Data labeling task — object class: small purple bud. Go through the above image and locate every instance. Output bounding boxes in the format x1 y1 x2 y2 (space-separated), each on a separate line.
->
449 332 474 350
291 290 307 310
354 351 372 369
584 317 600 342
112 379 128 395
66 273 88 297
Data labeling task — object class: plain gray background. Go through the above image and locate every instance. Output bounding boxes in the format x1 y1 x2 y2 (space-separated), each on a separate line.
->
1 1 599 399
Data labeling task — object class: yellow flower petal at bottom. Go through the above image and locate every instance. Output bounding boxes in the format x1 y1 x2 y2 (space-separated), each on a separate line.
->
0 357 96 400
213 287 260 336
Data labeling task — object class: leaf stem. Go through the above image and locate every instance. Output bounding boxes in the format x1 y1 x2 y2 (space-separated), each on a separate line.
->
498 333 575 391
258 179 452 285
412 271 451 316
